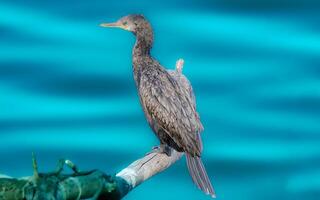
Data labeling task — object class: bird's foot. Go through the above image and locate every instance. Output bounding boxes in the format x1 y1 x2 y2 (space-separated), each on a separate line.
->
148 144 172 157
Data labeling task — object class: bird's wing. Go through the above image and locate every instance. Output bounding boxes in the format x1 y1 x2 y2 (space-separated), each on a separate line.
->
140 67 202 156
167 70 204 132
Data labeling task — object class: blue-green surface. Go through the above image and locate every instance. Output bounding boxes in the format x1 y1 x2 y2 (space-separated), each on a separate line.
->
0 0 319 199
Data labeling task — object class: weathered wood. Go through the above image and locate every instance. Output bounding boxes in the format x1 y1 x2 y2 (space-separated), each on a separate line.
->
116 150 183 189
0 149 182 200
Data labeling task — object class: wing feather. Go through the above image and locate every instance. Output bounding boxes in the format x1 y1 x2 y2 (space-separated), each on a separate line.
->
140 67 202 156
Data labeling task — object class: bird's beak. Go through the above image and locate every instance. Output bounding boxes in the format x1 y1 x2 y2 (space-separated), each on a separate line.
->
100 21 129 31
100 22 120 28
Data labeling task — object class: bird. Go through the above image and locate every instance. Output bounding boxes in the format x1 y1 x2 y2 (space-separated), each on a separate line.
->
100 14 215 198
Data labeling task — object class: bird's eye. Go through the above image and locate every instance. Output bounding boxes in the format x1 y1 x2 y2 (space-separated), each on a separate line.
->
123 21 128 26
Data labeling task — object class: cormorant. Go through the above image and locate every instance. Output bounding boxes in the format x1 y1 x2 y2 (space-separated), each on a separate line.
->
100 14 215 197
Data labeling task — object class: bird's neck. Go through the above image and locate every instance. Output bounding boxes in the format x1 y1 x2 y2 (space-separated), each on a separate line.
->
133 31 153 57
132 29 154 86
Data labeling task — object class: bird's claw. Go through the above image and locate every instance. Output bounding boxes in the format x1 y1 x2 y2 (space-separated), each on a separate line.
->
147 144 172 156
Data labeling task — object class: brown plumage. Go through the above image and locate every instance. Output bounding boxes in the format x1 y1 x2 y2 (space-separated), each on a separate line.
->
101 14 215 197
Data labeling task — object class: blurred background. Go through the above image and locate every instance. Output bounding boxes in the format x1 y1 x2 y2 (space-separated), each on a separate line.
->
0 0 320 199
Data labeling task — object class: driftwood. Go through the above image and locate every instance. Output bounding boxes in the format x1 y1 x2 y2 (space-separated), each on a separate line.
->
0 150 183 200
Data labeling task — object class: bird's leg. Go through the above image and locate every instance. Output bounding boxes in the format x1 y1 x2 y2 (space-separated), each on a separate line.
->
149 144 172 156
175 58 184 74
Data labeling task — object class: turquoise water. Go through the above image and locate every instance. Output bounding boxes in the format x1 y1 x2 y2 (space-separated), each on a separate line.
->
1 0 320 199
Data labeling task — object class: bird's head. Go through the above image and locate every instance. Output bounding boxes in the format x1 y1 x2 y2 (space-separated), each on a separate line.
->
100 14 150 34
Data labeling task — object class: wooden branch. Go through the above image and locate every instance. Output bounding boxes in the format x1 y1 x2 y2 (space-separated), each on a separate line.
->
0 149 183 200
117 149 183 189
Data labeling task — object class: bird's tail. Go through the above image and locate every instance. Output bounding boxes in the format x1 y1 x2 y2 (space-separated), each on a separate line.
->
186 153 215 198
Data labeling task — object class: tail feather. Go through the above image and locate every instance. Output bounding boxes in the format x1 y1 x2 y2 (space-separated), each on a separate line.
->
186 153 215 198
